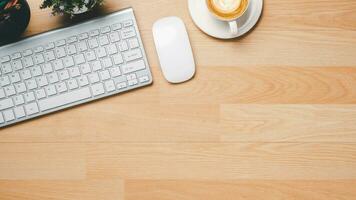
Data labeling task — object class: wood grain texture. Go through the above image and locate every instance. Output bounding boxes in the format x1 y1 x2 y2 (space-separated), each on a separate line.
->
0 143 86 180
1 105 356 143
1 0 356 199
125 180 356 200
0 180 124 200
85 143 356 180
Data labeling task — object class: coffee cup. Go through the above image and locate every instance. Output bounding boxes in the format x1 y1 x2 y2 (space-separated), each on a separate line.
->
206 0 250 35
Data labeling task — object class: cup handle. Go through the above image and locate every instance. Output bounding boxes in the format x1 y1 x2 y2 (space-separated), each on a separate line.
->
229 21 238 35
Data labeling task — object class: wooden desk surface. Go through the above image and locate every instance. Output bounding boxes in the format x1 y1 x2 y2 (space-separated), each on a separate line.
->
1 0 356 199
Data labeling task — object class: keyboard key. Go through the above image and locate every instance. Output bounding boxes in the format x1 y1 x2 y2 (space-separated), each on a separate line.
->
59 70 70 81
69 67 81 77
11 52 22 59
88 73 100 83
121 27 136 39
26 79 38 90
91 83 105 96
55 47 66 58
105 80 115 92
30 66 43 77
12 60 23 71
45 42 55 50
123 20 133 27
0 99 14 111
43 63 53 74
102 57 113 68
14 106 26 118
85 51 96 61
34 54 45 64
112 53 124 65
101 26 111 33
109 32 120 43
78 76 89 87
77 41 88 52
128 79 138 86
34 46 44 53
55 39 66 47
78 33 89 40
122 60 146 74
100 70 111 80
14 95 25 105
20 69 32 80
117 82 127 89
88 38 99 48
66 44 77 55
123 49 142 62
106 44 118 55
3 110 15 121
48 72 59 84
0 76 10 86
44 51 56 61
67 79 79 90
1 62 12 74
22 49 33 56
126 74 137 80
4 85 16 96
10 72 21 83
23 57 34 67
91 60 102 71
1 55 10 63
24 92 36 102
109 67 121 77
80 63 91 74
53 60 64 71
39 87 92 111
35 89 46 99
111 23 122 30
96 47 107 58
56 82 68 93
139 76 150 83
128 38 140 49
25 102 39 115
89 29 100 37
37 76 49 87
15 82 27 93
45 85 57 96
63 57 75 68
118 41 129 52
74 54 85 64
67 36 77 44
99 35 110 46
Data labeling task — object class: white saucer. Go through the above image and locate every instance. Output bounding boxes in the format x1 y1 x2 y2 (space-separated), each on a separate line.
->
188 0 263 39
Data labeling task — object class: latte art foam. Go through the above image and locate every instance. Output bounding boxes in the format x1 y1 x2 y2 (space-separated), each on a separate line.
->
206 0 249 20
212 0 241 13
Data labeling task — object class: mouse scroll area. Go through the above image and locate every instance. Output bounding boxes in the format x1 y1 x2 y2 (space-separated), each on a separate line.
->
153 25 178 47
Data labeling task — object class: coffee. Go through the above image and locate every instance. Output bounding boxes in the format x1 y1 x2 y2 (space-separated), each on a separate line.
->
206 0 249 20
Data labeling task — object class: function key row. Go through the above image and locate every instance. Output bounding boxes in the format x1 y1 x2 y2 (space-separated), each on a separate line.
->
0 20 134 63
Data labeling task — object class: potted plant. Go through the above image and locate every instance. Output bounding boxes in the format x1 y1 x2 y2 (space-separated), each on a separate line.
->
0 0 31 45
40 0 103 16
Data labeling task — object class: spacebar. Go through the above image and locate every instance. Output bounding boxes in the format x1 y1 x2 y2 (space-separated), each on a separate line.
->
39 87 92 111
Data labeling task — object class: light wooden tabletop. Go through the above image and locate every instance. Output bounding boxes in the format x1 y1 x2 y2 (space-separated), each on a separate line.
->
1 0 356 199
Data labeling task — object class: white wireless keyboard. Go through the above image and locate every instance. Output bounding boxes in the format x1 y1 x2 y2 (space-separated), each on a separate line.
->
0 8 152 128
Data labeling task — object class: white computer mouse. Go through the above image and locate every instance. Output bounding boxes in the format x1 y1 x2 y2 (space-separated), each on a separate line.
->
152 17 196 83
